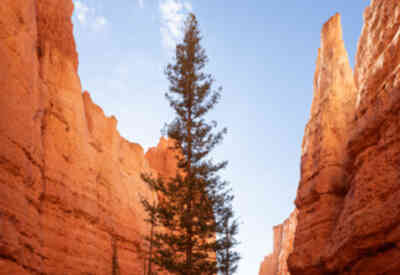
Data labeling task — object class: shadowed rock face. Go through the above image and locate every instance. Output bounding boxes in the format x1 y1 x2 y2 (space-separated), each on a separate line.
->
0 1 176 274
288 0 400 274
259 210 298 275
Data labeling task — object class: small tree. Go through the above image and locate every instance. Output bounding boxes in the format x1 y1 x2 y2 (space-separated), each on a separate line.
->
139 194 159 275
217 208 241 275
141 13 239 275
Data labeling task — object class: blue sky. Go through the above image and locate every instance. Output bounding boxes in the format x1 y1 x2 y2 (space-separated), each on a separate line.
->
71 1 370 274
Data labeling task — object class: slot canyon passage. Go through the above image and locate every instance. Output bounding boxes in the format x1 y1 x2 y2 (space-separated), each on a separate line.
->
1 0 400 275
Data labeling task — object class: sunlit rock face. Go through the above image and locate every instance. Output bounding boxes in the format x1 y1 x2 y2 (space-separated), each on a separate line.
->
0 1 175 274
287 13 357 275
259 255 273 275
259 210 298 275
146 137 178 179
288 0 400 274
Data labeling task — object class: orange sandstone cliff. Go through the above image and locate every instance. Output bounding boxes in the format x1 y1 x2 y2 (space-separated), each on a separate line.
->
288 13 357 275
288 1 400 274
261 0 400 274
0 1 176 274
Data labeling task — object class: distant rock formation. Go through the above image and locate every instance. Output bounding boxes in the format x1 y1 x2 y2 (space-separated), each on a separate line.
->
259 210 298 275
0 1 176 274
146 137 178 179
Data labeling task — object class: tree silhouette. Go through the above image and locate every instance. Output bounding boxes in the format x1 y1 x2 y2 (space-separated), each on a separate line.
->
141 13 239 275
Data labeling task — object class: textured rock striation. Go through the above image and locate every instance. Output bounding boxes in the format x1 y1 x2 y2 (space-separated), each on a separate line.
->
0 1 176 274
288 1 400 274
259 210 298 275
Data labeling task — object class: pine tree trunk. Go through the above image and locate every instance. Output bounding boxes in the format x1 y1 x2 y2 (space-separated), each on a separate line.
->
147 205 155 275
186 208 193 275
186 99 193 275
226 230 230 275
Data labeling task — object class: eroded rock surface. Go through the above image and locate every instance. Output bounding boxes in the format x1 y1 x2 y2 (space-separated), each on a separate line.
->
259 210 298 275
288 1 400 274
146 137 178 179
0 1 175 274
287 13 357 275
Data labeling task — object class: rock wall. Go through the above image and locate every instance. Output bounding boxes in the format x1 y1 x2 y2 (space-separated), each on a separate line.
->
145 137 177 179
288 0 400 274
0 1 175 274
259 210 298 275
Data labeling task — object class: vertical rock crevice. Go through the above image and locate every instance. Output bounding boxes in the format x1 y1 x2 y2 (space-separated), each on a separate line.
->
112 236 121 275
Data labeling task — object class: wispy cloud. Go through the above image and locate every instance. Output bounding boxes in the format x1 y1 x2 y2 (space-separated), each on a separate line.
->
93 16 108 31
159 0 192 52
73 0 108 31
138 0 144 8
74 1 90 24
183 2 192 12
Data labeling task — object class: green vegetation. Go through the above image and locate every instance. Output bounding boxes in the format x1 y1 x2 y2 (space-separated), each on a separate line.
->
141 13 240 275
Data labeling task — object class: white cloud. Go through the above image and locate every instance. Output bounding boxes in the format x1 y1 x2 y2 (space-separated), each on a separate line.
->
183 2 192 12
73 0 108 31
159 0 192 52
138 0 144 8
74 1 89 24
93 16 108 31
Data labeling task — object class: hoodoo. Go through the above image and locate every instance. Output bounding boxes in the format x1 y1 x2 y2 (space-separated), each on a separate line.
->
259 0 400 274
288 13 358 274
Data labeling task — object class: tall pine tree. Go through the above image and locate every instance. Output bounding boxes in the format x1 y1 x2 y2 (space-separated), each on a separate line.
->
141 13 239 275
